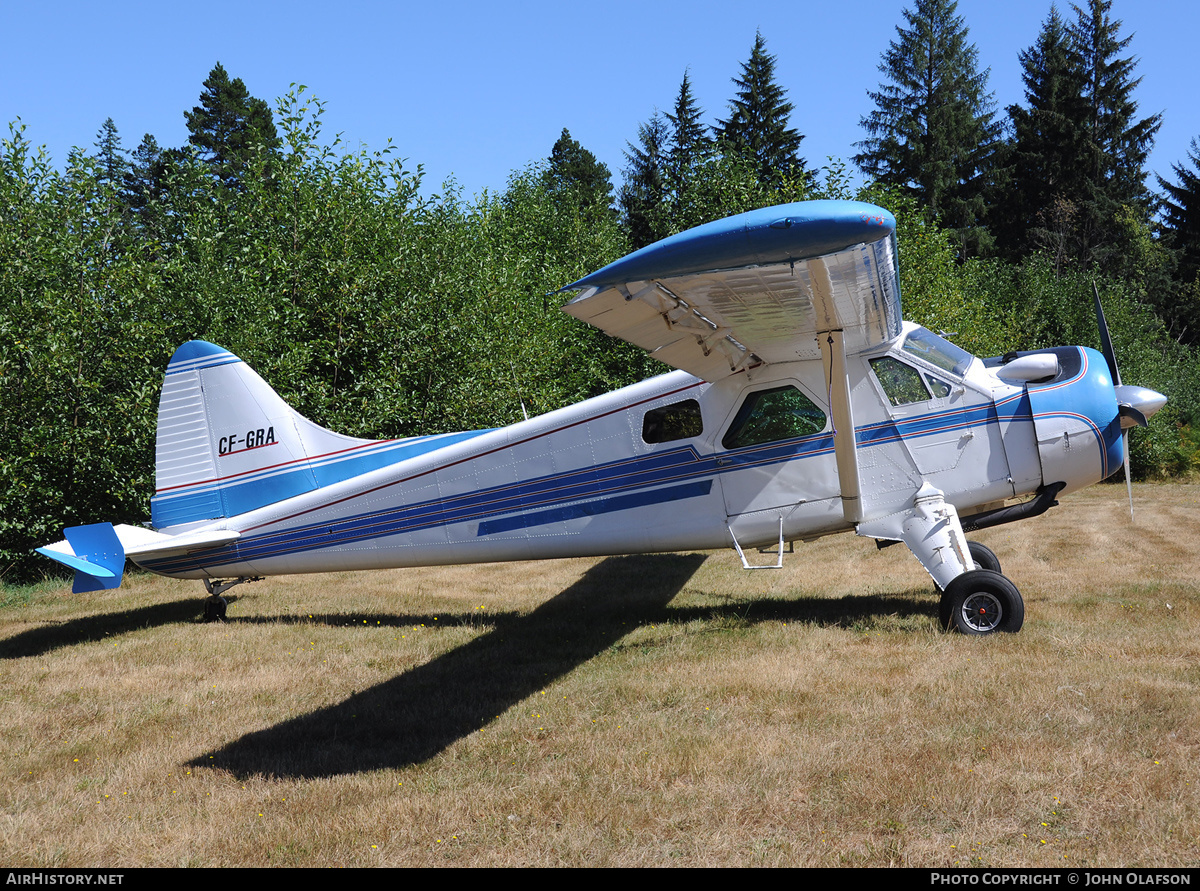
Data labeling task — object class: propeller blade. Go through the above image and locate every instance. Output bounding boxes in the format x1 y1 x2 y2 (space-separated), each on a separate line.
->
1094 282 1144 520
1093 281 1122 387
1123 430 1134 520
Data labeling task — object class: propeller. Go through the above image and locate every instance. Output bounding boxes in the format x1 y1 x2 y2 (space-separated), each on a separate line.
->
1092 282 1168 518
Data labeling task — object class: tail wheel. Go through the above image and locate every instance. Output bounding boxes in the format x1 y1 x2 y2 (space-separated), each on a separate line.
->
940 569 1024 635
202 595 228 623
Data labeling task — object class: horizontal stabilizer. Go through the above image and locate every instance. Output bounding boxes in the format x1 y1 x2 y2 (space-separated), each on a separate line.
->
36 523 125 593
36 523 241 591
120 525 241 559
33 547 117 579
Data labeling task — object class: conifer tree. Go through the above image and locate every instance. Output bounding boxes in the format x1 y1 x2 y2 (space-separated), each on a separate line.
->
665 71 711 186
996 6 1090 261
92 118 127 189
90 118 129 230
545 128 614 214
715 32 805 187
122 134 184 242
1068 0 1161 266
184 62 280 188
619 113 671 249
1160 138 1200 288
855 0 1000 250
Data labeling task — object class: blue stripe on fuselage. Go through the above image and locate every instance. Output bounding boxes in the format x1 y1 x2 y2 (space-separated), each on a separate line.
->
477 480 714 535
150 430 494 528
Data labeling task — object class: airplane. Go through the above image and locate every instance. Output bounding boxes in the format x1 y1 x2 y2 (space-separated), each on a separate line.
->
35 199 1168 634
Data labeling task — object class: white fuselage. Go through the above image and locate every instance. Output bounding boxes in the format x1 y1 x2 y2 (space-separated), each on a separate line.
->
136 324 1071 583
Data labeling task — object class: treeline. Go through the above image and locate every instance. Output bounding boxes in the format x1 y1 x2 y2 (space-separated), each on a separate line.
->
620 1 1198 325
2 0 1199 584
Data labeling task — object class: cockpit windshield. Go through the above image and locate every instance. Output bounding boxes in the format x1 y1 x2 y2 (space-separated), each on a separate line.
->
901 327 974 377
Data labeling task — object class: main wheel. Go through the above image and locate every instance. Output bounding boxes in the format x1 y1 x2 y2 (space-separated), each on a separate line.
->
940 569 1024 635
967 541 1001 574
935 541 1004 626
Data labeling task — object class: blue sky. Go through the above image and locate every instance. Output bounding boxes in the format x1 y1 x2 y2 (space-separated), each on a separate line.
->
2 0 1196 200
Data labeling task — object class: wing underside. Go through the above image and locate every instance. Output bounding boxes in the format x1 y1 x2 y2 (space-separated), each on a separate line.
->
562 201 902 382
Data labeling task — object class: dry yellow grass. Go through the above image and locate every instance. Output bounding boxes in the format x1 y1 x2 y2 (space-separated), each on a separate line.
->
1 482 1198 867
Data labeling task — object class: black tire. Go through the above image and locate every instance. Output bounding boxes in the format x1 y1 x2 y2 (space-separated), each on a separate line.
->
202 595 227 623
940 569 1024 635
935 541 1002 616
968 541 1001 574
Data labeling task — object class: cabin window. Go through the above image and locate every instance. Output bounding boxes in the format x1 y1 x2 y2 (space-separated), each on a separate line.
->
870 356 932 406
722 386 826 450
642 399 703 444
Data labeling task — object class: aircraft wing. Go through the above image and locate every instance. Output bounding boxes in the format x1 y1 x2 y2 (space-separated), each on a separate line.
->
561 200 901 381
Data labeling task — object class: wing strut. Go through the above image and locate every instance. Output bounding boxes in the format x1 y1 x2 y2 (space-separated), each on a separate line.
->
819 330 863 524
811 256 863 525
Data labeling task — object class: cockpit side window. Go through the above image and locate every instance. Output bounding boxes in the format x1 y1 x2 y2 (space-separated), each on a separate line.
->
870 356 932 406
642 399 703 444
722 386 826 450
924 373 952 398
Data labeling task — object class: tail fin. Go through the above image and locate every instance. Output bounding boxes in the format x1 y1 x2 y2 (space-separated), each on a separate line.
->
36 341 489 585
151 342 394 530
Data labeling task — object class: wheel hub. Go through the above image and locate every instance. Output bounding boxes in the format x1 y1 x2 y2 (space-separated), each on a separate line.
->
961 592 1002 633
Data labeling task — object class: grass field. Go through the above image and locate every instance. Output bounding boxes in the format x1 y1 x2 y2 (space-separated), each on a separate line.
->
1 482 1197 867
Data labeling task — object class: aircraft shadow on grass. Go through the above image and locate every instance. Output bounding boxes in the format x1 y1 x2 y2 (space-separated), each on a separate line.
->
188 553 933 780
0 597 203 659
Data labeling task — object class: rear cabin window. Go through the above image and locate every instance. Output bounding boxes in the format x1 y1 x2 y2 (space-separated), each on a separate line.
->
722 386 826 450
642 399 703 444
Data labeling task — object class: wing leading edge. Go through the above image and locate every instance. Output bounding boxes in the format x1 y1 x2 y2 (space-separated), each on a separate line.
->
561 200 901 381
